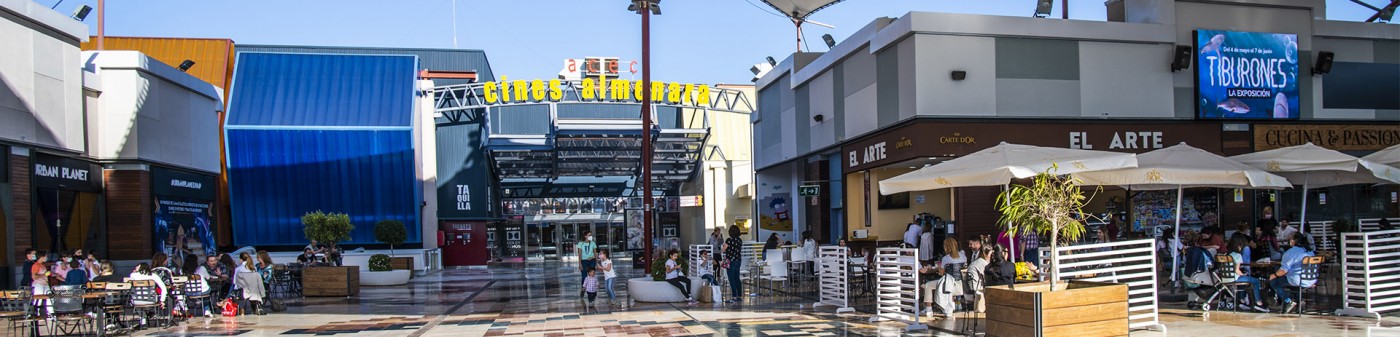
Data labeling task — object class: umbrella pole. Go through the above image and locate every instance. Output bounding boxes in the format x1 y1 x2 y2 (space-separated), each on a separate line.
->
1005 184 1016 266
1299 173 1310 236
1171 185 1183 287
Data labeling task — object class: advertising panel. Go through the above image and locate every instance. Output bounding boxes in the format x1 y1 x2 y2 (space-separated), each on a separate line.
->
1195 30 1300 119
437 122 495 219
152 167 218 258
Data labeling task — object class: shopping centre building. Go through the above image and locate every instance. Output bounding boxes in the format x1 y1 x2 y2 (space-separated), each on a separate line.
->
752 0 1399 246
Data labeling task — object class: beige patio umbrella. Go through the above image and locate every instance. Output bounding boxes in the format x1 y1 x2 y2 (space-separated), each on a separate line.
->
1073 143 1292 282
1230 142 1400 232
879 142 1139 265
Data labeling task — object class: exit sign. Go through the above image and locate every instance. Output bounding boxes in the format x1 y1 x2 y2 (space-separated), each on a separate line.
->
798 185 820 196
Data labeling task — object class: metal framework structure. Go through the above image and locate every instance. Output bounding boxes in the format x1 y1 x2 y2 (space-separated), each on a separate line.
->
431 80 752 195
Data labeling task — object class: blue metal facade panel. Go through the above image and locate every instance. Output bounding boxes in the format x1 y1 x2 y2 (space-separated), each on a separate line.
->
236 45 495 84
226 129 421 247
227 52 417 127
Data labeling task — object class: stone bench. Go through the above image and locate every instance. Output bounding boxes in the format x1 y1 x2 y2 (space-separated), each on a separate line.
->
626 277 705 302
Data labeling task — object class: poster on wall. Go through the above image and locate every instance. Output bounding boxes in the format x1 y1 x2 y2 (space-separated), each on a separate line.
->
1195 29 1300 119
625 209 644 251
1130 189 1219 236
759 193 793 232
151 168 218 260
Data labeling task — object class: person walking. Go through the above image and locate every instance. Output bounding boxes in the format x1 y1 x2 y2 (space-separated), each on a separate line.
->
722 226 744 303
597 249 618 306
577 230 597 297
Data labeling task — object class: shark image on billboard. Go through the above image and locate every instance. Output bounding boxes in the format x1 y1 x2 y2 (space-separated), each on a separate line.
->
1195 30 1300 119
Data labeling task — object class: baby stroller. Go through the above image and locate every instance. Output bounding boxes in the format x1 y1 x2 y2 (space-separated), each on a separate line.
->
1180 247 1216 309
1199 254 1255 312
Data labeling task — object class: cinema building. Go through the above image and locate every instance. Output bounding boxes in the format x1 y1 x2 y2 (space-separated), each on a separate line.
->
751 0 1399 246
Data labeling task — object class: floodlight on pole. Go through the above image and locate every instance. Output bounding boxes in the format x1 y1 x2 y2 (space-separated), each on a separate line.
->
178 60 196 72
1034 0 1053 17
71 5 91 21
822 34 836 48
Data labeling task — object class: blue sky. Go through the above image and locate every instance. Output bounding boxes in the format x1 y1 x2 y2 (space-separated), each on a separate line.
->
54 0 1388 84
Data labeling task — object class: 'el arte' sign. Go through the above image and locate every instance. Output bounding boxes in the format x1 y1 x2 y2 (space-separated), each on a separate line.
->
1253 124 1400 151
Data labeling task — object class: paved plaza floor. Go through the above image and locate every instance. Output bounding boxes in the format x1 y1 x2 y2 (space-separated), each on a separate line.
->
136 259 1400 337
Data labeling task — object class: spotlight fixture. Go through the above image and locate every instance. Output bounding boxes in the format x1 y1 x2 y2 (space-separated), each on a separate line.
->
627 0 661 15
822 34 836 48
71 5 91 21
1312 51 1334 75
1033 0 1053 18
177 60 196 72
766 56 777 66
1170 45 1193 72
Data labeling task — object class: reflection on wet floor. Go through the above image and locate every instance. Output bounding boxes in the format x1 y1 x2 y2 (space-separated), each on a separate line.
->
137 259 1400 337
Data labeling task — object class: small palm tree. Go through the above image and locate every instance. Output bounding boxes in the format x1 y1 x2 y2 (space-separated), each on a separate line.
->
996 165 1101 289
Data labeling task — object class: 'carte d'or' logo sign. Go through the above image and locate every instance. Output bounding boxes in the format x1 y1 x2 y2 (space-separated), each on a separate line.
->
939 132 976 144
482 76 711 107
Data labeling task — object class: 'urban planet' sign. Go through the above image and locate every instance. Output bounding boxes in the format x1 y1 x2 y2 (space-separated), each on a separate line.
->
1195 29 1300 120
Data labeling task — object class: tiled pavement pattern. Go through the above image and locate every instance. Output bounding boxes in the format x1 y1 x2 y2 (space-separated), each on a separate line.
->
137 259 1400 337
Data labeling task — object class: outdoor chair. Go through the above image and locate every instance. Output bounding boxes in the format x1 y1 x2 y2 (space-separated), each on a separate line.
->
102 282 132 333
48 285 92 336
788 248 808 286
1202 254 1251 312
1 288 44 337
169 276 188 320
183 275 213 317
85 282 107 291
129 279 166 329
759 251 789 297
1284 256 1323 316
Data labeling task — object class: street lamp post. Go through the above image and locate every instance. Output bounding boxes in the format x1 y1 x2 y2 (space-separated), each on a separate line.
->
629 0 660 270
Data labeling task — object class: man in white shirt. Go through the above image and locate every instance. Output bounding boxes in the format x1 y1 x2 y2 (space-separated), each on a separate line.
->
903 223 922 248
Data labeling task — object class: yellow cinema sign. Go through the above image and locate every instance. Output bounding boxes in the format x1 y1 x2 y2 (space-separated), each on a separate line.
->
482 76 711 107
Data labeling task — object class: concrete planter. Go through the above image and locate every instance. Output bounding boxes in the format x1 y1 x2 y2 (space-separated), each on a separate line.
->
626 277 702 302
360 269 411 286
985 281 1129 337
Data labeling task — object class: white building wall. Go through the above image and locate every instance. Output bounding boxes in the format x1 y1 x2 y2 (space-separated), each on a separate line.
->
0 0 88 152
85 51 221 174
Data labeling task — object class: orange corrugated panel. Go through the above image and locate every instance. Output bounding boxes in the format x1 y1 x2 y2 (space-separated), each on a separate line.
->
81 36 236 100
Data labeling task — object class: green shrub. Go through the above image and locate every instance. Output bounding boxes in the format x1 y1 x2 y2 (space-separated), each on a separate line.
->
649 252 688 281
369 254 392 272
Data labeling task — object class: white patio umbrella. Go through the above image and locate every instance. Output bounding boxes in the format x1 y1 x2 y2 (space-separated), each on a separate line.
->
1231 142 1400 232
879 142 1139 265
1072 143 1292 282
1362 144 1400 168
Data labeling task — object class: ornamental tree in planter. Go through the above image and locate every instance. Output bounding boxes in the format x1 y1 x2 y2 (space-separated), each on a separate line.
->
986 167 1128 337
301 211 359 296
302 211 354 249
374 220 408 256
362 253 411 286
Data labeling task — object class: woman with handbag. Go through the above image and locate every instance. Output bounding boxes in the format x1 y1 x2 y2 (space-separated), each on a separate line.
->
722 225 744 304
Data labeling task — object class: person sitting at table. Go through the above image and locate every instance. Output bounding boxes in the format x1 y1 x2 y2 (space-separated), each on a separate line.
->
91 261 122 283
1227 236 1269 312
1269 233 1316 314
61 260 87 286
256 250 276 283
196 255 229 281
1276 218 1300 246
762 233 780 259
128 263 168 306
922 238 966 318
967 245 991 313
151 253 175 285
297 248 320 265
52 252 73 284
985 245 1016 287
837 237 848 248
1201 226 1225 254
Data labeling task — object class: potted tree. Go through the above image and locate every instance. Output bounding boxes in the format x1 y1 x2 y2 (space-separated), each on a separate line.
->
984 168 1129 337
374 220 414 271
301 211 360 297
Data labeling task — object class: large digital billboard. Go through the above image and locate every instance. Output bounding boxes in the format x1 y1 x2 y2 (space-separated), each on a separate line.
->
1196 30 1300 119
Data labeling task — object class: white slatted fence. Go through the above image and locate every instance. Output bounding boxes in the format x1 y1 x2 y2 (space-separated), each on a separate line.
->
867 248 927 331
1044 239 1165 332
1336 229 1400 319
813 246 854 313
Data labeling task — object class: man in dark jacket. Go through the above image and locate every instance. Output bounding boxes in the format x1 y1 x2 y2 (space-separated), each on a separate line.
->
19 249 36 287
